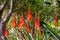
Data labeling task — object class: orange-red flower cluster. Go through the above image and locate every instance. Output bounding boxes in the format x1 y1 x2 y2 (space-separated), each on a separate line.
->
18 17 26 30
11 17 17 29
34 15 43 36
26 25 31 33
27 6 32 22
55 16 58 27
4 24 9 38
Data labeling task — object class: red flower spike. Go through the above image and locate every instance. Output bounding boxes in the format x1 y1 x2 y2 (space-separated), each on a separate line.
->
37 16 41 28
55 16 58 27
11 18 16 29
34 14 43 36
37 16 43 36
26 25 31 33
4 28 9 38
27 6 32 21
18 17 25 30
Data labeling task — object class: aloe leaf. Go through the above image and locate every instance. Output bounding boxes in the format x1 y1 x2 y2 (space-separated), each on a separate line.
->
28 33 34 40
41 21 60 40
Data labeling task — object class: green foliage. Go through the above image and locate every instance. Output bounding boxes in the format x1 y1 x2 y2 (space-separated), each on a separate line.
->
1 0 60 40
41 21 60 40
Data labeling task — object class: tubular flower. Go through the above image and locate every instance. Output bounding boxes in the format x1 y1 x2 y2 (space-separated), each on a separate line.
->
34 16 38 30
37 16 43 36
11 18 16 29
34 15 43 36
18 17 25 30
27 6 32 21
55 16 58 27
37 16 41 28
26 25 31 33
4 28 9 38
